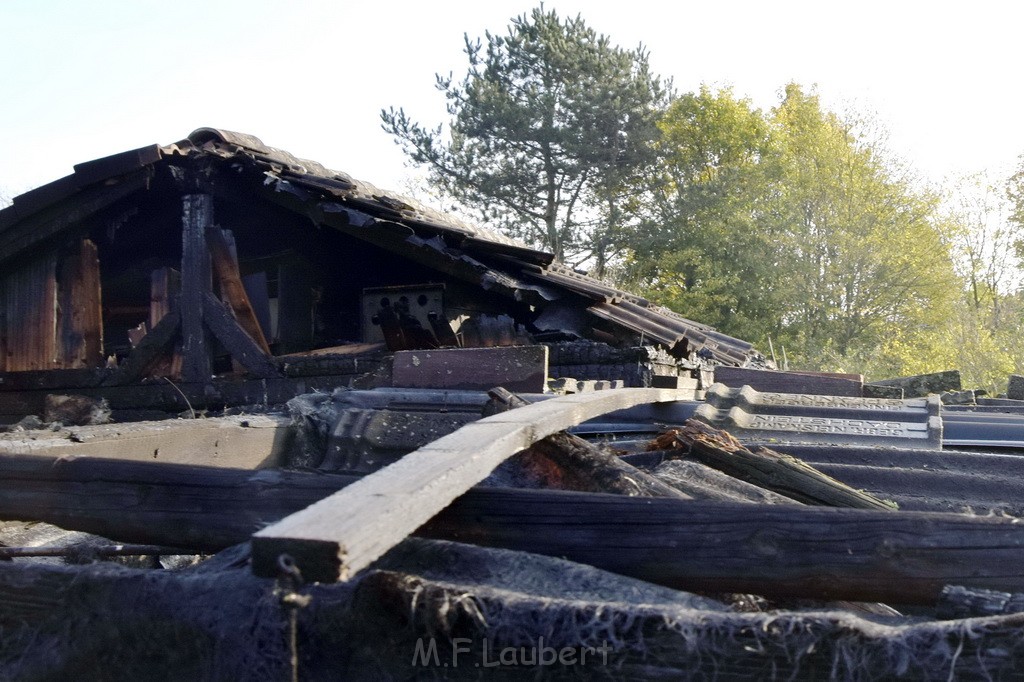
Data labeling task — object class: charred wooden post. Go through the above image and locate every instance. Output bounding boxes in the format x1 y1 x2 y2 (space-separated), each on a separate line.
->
654 420 897 510
149 267 182 378
180 194 214 384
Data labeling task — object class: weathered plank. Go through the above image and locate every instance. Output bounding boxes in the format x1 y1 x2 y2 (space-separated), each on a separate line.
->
392 346 548 392
149 267 180 329
201 292 279 378
713 366 863 397
180 194 213 384
149 267 183 378
56 239 103 368
251 387 689 582
0 414 291 468
420 487 1024 604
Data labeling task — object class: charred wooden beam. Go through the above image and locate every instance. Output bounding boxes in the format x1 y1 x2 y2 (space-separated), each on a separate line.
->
655 420 897 510
56 239 103 369
489 387 690 498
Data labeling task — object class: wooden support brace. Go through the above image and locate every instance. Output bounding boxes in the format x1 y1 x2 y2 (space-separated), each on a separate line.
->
102 310 181 386
206 227 271 354
201 292 279 379
251 387 691 582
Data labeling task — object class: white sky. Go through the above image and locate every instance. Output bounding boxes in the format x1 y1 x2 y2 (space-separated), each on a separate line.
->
1 0 1021 200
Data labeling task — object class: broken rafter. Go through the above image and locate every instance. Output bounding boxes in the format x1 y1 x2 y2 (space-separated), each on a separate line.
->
250 387 691 582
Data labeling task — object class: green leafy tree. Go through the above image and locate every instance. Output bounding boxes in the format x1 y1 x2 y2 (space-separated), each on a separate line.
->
625 86 781 343
766 85 956 370
381 6 669 274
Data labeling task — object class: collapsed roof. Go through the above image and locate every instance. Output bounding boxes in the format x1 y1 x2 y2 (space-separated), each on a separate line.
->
0 127 759 376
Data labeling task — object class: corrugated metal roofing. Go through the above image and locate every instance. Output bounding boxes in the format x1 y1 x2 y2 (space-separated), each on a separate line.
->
0 128 763 366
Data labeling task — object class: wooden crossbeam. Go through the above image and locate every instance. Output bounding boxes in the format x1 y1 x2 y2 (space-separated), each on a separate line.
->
251 387 690 582
201 293 279 378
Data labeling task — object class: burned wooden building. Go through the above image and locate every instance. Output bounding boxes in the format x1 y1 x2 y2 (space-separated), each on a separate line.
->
0 128 759 423
9 131 1024 681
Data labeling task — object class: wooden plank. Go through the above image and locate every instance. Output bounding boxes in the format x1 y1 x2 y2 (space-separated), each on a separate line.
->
713 366 863 397
180 194 213 384
6 456 1024 603
0 372 361 417
0 414 291 469
206 227 271 354
201 292 279 378
420 488 1024 604
56 239 103 369
392 346 548 392
241 271 272 345
251 387 690 582
488 387 691 498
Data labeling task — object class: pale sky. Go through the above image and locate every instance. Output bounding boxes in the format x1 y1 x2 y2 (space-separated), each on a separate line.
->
2 0 1021 201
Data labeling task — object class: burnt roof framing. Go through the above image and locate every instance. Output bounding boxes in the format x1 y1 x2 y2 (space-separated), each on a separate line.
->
0 128 763 386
